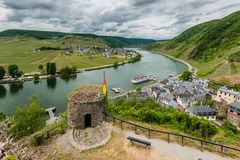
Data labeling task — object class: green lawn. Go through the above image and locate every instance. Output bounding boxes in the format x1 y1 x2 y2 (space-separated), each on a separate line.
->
0 37 125 73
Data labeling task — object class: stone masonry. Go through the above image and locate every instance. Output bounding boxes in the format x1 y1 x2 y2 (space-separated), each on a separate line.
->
68 85 106 129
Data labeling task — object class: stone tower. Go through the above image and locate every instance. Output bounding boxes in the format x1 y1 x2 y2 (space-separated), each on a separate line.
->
68 85 106 129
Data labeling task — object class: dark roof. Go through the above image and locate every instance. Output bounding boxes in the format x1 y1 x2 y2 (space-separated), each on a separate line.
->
151 86 166 94
189 106 217 117
160 79 169 85
229 102 240 114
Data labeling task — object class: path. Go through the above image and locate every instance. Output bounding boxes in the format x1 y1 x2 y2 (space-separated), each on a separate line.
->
112 126 233 160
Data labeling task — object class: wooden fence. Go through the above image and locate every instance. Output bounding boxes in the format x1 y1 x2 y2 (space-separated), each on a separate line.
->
104 113 240 156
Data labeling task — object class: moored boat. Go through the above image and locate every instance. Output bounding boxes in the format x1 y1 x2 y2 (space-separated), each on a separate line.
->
111 88 124 93
131 75 150 84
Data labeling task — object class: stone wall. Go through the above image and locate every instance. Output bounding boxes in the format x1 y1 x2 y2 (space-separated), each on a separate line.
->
68 98 105 129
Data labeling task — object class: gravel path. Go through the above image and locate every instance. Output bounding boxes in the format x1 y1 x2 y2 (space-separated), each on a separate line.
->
119 128 233 160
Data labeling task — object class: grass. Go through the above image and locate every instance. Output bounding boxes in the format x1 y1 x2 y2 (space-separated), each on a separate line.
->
0 37 125 73
197 61 224 77
43 132 166 160
230 63 238 74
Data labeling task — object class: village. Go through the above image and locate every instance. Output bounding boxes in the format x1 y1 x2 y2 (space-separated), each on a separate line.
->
63 46 138 58
113 76 240 128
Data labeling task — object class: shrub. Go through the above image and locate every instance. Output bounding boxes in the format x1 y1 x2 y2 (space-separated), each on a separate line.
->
179 71 192 81
38 64 43 70
10 97 47 139
113 62 118 68
5 154 17 160
223 121 239 134
136 87 142 92
59 66 76 77
0 112 6 122
107 98 218 139
32 133 45 146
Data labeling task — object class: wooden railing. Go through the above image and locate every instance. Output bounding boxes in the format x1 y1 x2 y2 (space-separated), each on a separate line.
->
104 113 240 156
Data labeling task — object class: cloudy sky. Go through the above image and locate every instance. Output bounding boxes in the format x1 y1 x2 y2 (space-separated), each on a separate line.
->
0 0 239 39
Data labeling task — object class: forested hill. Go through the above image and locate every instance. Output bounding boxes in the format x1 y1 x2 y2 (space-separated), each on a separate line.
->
147 11 240 80
0 29 156 48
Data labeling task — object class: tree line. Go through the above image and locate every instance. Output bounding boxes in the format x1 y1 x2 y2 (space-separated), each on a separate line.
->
0 62 78 80
0 65 23 79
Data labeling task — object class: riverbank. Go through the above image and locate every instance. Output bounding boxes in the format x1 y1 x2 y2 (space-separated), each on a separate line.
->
150 50 197 76
0 58 134 84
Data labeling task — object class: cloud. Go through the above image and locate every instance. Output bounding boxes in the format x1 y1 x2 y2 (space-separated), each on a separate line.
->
0 0 239 39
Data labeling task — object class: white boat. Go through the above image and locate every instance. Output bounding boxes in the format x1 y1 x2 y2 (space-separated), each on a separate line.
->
131 75 150 84
111 88 124 93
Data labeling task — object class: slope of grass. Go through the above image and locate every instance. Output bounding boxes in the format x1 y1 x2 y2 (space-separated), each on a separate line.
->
147 10 240 81
0 37 125 73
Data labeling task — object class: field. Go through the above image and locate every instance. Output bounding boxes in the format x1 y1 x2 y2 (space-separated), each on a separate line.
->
0 36 125 73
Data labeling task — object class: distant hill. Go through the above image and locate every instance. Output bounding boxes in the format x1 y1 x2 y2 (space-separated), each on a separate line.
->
147 10 240 82
0 29 156 48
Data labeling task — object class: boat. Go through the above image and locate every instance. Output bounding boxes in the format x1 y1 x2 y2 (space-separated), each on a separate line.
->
131 75 150 84
111 88 124 93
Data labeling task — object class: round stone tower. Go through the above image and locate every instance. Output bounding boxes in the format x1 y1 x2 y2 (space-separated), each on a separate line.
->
68 85 106 129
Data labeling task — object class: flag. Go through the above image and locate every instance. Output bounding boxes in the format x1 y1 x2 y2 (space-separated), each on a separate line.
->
102 71 107 96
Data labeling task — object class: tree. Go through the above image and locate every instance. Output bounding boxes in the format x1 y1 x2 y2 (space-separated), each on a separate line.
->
70 66 77 73
46 62 56 75
113 62 118 68
46 62 51 74
33 74 40 83
38 64 43 70
179 71 193 81
10 97 46 139
0 66 6 79
59 66 77 77
8 64 19 78
59 66 72 77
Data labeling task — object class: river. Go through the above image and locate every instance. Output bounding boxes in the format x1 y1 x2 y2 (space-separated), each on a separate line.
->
0 50 187 114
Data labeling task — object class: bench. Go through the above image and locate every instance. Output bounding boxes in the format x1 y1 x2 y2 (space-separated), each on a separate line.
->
127 136 151 148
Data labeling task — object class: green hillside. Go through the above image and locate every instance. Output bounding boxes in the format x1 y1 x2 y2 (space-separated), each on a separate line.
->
148 11 240 82
0 29 156 48
0 29 156 73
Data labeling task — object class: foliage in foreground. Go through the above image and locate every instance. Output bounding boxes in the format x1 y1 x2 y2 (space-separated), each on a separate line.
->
10 97 47 139
107 98 218 139
0 112 6 121
31 111 68 146
5 154 17 160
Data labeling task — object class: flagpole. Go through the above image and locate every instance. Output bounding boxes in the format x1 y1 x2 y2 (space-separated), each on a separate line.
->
102 71 107 112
